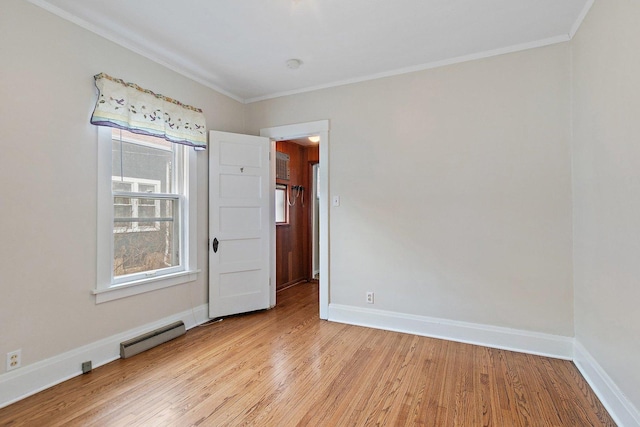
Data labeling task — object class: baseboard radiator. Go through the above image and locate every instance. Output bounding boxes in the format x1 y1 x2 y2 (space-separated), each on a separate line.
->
120 321 186 359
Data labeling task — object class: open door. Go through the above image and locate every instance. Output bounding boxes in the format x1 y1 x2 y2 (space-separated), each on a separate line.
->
209 131 271 318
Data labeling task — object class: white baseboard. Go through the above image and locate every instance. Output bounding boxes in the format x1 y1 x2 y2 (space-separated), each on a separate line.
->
574 341 640 427
328 304 574 360
0 304 209 409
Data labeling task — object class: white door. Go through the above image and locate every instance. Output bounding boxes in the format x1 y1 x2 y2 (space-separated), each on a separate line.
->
209 131 271 318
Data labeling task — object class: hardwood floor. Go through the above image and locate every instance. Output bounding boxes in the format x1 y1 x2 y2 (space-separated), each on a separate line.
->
0 283 615 426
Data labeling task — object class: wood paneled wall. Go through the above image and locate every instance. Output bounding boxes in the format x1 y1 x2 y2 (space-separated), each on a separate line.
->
275 141 319 290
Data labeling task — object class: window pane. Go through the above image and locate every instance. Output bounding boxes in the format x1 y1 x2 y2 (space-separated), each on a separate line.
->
114 196 131 204
113 198 179 277
138 205 156 218
275 185 286 223
113 181 132 192
138 183 156 194
112 130 174 194
114 205 132 217
114 204 133 232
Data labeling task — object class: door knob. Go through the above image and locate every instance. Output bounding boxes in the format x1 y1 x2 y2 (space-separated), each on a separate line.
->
212 238 219 253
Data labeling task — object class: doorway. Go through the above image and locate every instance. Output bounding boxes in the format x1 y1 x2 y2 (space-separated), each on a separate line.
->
261 120 329 319
273 138 318 290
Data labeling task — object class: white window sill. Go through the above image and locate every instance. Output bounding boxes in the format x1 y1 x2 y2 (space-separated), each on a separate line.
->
93 270 200 304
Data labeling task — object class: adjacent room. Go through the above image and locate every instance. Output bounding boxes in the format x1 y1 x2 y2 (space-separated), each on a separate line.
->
1 0 639 425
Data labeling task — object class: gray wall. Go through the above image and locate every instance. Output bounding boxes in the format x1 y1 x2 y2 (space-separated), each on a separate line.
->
572 0 640 411
0 0 243 369
246 44 574 336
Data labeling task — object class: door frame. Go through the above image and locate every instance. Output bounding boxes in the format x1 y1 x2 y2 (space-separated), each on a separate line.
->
260 120 329 319
309 162 320 280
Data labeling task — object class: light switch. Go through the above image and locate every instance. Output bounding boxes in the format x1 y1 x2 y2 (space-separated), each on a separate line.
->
332 195 340 207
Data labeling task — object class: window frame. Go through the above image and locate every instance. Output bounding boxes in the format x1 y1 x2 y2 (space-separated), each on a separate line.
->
94 127 199 303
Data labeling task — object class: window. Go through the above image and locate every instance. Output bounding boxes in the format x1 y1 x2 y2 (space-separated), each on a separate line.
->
111 130 181 280
275 184 287 224
95 128 199 302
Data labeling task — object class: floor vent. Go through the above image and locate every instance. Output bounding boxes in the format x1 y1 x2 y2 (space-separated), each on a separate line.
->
120 321 186 359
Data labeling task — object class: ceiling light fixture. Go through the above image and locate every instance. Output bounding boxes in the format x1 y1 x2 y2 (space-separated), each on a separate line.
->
286 58 303 69
308 136 320 143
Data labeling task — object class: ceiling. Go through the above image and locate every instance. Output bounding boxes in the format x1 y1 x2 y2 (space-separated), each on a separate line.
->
30 0 591 103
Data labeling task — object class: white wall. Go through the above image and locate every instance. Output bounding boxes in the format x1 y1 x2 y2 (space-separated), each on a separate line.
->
0 0 243 372
572 0 640 414
246 43 574 336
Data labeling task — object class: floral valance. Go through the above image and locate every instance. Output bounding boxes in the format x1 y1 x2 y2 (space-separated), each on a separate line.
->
90 73 207 149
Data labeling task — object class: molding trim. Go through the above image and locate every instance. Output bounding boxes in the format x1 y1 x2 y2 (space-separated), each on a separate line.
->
0 304 209 409
569 0 595 39
259 120 330 139
27 0 243 103
574 341 640 427
245 35 570 104
328 304 574 360
29 0 581 105
93 270 200 303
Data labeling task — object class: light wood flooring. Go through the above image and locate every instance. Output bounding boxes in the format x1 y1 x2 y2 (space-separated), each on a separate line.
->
0 282 615 426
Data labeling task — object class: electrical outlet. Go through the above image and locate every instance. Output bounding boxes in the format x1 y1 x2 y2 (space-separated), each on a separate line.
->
7 350 21 371
366 291 374 304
